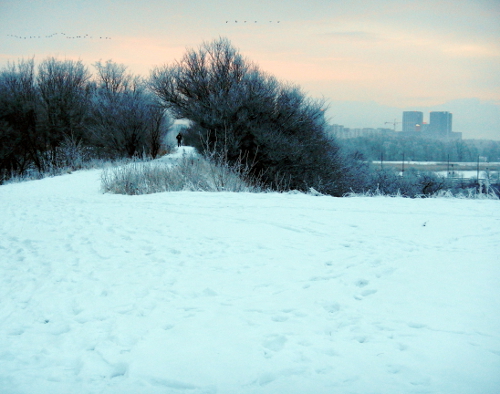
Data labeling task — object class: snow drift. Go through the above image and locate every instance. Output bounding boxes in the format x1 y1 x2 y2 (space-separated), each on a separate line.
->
1 157 499 394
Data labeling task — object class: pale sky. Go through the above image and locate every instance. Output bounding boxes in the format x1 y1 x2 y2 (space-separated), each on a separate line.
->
1 0 499 139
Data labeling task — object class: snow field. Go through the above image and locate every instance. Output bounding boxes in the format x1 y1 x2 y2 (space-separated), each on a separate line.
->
0 164 499 394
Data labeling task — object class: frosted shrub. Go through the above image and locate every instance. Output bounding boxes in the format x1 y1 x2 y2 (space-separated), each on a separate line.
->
101 154 260 195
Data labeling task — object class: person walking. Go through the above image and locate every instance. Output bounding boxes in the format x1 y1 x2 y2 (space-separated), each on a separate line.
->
176 132 183 148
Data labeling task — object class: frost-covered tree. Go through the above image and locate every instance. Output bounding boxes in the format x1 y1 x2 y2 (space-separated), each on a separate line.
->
89 60 170 158
150 37 352 195
37 57 92 166
0 58 43 179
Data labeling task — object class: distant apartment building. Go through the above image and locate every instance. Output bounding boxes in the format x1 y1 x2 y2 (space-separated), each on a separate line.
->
429 111 452 135
402 111 423 132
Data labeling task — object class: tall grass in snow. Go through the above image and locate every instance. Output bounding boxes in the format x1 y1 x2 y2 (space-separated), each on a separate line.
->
101 153 261 195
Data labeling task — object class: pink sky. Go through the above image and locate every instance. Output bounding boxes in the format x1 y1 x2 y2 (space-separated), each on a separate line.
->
1 0 499 138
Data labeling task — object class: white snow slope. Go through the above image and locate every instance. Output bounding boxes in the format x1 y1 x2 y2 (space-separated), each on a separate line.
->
1 157 499 394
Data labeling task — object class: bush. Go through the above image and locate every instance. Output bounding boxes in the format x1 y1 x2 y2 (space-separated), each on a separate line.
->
150 38 353 196
365 168 448 197
101 150 260 195
345 166 499 199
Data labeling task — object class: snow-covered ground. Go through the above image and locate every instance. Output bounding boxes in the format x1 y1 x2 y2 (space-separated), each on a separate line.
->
1 151 499 394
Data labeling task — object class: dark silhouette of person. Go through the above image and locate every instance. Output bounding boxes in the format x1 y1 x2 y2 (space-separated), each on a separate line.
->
176 132 183 147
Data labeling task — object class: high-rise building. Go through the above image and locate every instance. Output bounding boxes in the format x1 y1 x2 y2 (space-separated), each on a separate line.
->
429 111 452 135
402 111 423 132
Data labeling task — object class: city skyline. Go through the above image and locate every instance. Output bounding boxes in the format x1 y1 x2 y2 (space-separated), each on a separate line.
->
1 0 499 139
333 110 459 139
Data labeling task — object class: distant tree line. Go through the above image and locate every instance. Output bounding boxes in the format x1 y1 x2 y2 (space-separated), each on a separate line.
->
0 58 171 183
339 134 500 163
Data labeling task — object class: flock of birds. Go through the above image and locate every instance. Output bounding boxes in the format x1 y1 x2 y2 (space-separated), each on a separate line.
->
5 21 281 41
6 33 111 39
5 21 280 42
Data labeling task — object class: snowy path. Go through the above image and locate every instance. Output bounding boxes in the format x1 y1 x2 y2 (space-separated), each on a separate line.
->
1 167 499 394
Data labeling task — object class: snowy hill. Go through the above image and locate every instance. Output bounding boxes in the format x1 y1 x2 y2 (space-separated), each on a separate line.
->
1 156 499 394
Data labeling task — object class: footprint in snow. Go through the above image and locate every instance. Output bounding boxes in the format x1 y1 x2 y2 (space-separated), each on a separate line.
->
407 322 427 329
361 289 377 296
355 279 369 287
271 315 288 322
354 289 377 300
262 334 287 352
